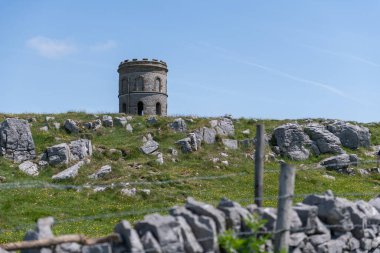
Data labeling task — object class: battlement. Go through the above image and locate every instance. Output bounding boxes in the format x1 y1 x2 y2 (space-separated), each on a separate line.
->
118 58 168 71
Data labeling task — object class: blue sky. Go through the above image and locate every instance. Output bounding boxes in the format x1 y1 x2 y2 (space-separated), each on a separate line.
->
0 1 379 122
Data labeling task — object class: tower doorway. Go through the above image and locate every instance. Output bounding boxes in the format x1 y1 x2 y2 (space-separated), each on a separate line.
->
156 102 162 115
137 102 144 115
122 103 127 113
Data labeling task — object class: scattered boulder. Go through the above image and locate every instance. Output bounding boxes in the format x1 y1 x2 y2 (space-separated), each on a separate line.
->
242 129 250 135
102 115 113 127
52 161 85 180
45 116 55 122
84 120 102 130
156 153 164 165
53 123 61 130
126 124 133 132
222 139 238 149
64 119 80 133
0 118 36 163
114 117 127 127
272 123 312 160
169 118 187 132
121 188 137 197
18 161 39 176
327 121 371 149
88 165 112 179
304 123 344 155
176 134 199 153
46 143 71 166
140 140 159 154
320 154 351 170
69 139 92 161
40 126 49 132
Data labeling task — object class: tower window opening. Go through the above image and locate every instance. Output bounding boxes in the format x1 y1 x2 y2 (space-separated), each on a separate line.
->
135 77 144 91
155 78 161 92
122 103 127 113
156 102 162 115
137 101 144 115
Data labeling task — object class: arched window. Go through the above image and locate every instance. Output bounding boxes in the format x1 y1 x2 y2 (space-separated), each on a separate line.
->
137 101 144 115
156 102 162 115
154 78 161 92
122 103 127 113
135 77 144 91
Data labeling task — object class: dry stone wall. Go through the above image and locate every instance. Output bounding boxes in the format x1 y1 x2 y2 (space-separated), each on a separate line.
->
6 191 380 253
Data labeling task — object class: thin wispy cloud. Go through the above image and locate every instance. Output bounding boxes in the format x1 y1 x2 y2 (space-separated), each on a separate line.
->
300 43 380 68
196 42 364 104
26 36 76 58
90 40 117 52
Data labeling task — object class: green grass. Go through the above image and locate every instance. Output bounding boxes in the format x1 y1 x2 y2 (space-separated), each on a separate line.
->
0 113 379 243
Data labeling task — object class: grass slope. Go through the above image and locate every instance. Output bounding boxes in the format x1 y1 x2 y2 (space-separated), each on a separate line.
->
0 113 379 243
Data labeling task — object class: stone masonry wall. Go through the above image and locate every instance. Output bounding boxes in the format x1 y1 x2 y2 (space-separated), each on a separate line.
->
6 190 380 253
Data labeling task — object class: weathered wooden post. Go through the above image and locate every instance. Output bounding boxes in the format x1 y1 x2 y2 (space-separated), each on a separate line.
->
254 124 265 207
274 162 296 253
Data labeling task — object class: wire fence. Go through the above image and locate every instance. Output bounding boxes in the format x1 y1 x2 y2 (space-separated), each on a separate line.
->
1 158 379 241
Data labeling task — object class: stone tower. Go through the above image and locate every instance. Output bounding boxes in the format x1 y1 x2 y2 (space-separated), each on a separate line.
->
118 58 168 116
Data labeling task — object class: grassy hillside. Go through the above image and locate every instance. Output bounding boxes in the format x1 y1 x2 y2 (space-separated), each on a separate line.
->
0 112 379 243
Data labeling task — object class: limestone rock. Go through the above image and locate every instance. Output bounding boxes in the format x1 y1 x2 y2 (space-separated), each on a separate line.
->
126 124 133 132
169 206 218 253
147 117 157 124
169 118 187 132
185 197 226 233
19 161 39 176
21 217 55 253
0 118 36 163
40 126 48 132
175 216 203 253
69 139 92 161
211 118 235 136
320 154 351 170
304 123 344 154
195 127 216 144
121 188 136 197
88 165 112 179
135 213 185 253
222 139 238 149
114 117 127 127
272 123 312 160
53 122 61 130
176 134 199 153
156 152 164 165
140 140 159 154
52 161 84 180
102 115 113 127
46 143 71 165
64 119 80 133
54 243 82 253
114 220 144 253
217 198 253 233
140 231 162 253
82 244 111 253
327 121 371 149
242 129 250 135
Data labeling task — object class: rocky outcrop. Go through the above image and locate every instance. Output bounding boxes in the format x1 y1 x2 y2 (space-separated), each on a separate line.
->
221 139 238 150
88 165 112 179
327 121 371 149
0 118 36 163
272 123 312 160
176 133 200 153
114 117 127 127
304 123 344 155
169 118 187 132
194 127 216 144
45 143 71 166
210 118 235 136
140 140 159 154
320 154 351 170
102 116 113 128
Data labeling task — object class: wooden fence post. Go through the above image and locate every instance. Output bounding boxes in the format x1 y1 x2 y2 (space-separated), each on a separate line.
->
274 162 295 253
254 124 265 207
